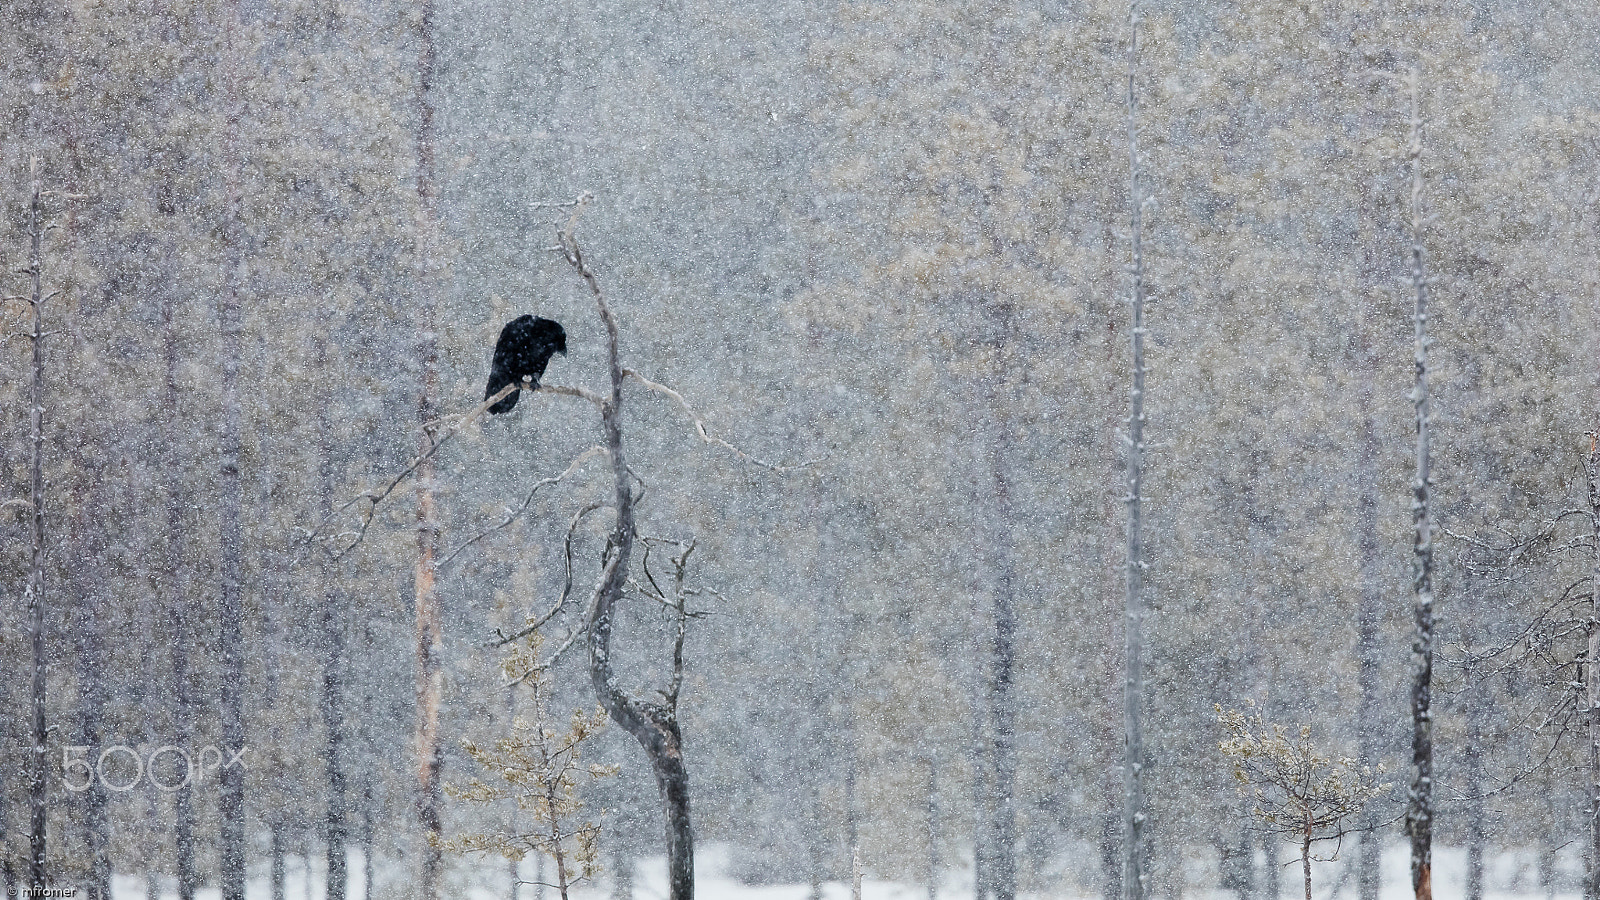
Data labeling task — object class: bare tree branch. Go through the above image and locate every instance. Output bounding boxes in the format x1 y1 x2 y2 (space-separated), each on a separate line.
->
302 381 520 554
621 368 820 474
442 446 607 575
301 379 605 557
491 500 611 649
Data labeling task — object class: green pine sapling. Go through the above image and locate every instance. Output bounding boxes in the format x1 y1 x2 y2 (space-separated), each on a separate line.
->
1216 703 1387 900
442 637 619 900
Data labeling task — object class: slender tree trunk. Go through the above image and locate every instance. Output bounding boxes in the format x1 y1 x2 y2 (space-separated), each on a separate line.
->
1584 441 1600 899
1352 170 1388 897
315 337 349 900
926 756 940 900
1465 689 1485 900
808 777 825 900
968 615 993 900
1232 825 1255 900
1302 824 1312 900
272 823 287 900
410 0 445 894
1352 130 1390 900
568 239 694 900
852 847 863 900
215 6 249 897
1122 7 1149 900
363 789 376 900
1355 370 1385 900
1264 836 1281 900
845 738 860 874
25 159 48 894
323 591 349 900
69 512 110 900
163 288 198 900
980 302 1019 900
1348 29 1396 899
1540 843 1556 900
1099 807 1121 900
2 783 15 900
610 846 633 900
547 779 571 900
1403 67 1435 900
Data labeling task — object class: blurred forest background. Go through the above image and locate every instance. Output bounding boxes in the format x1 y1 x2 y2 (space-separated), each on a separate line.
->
2 0 1599 897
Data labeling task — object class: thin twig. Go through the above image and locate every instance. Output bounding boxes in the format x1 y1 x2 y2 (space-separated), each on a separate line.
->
441 446 606 574
621 368 819 474
491 500 610 648
303 381 519 554
303 380 602 557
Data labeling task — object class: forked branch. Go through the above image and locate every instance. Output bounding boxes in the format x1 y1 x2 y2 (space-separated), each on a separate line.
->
302 380 601 556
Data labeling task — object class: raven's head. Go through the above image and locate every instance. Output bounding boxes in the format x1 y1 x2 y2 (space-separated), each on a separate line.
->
534 316 568 355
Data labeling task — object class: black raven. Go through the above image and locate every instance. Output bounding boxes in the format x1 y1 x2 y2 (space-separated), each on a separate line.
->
485 315 567 414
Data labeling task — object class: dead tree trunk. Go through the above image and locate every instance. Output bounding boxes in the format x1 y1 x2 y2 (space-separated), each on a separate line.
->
564 233 695 900
1403 67 1436 900
1121 7 1149 900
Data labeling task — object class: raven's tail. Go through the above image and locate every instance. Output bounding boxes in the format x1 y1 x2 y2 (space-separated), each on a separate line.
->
485 371 520 414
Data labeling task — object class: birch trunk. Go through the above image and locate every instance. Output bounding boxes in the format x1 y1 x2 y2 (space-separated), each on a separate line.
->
1121 7 1149 899
1403 67 1436 900
1302 821 1313 900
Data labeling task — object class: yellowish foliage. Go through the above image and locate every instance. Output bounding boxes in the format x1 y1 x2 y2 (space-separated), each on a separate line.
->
1215 703 1386 842
439 637 619 890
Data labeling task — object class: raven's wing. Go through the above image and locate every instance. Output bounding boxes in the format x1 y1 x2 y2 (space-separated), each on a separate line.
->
485 318 534 414
523 338 557 388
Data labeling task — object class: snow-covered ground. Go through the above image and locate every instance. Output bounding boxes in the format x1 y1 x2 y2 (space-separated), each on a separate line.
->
106 842 1585 900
